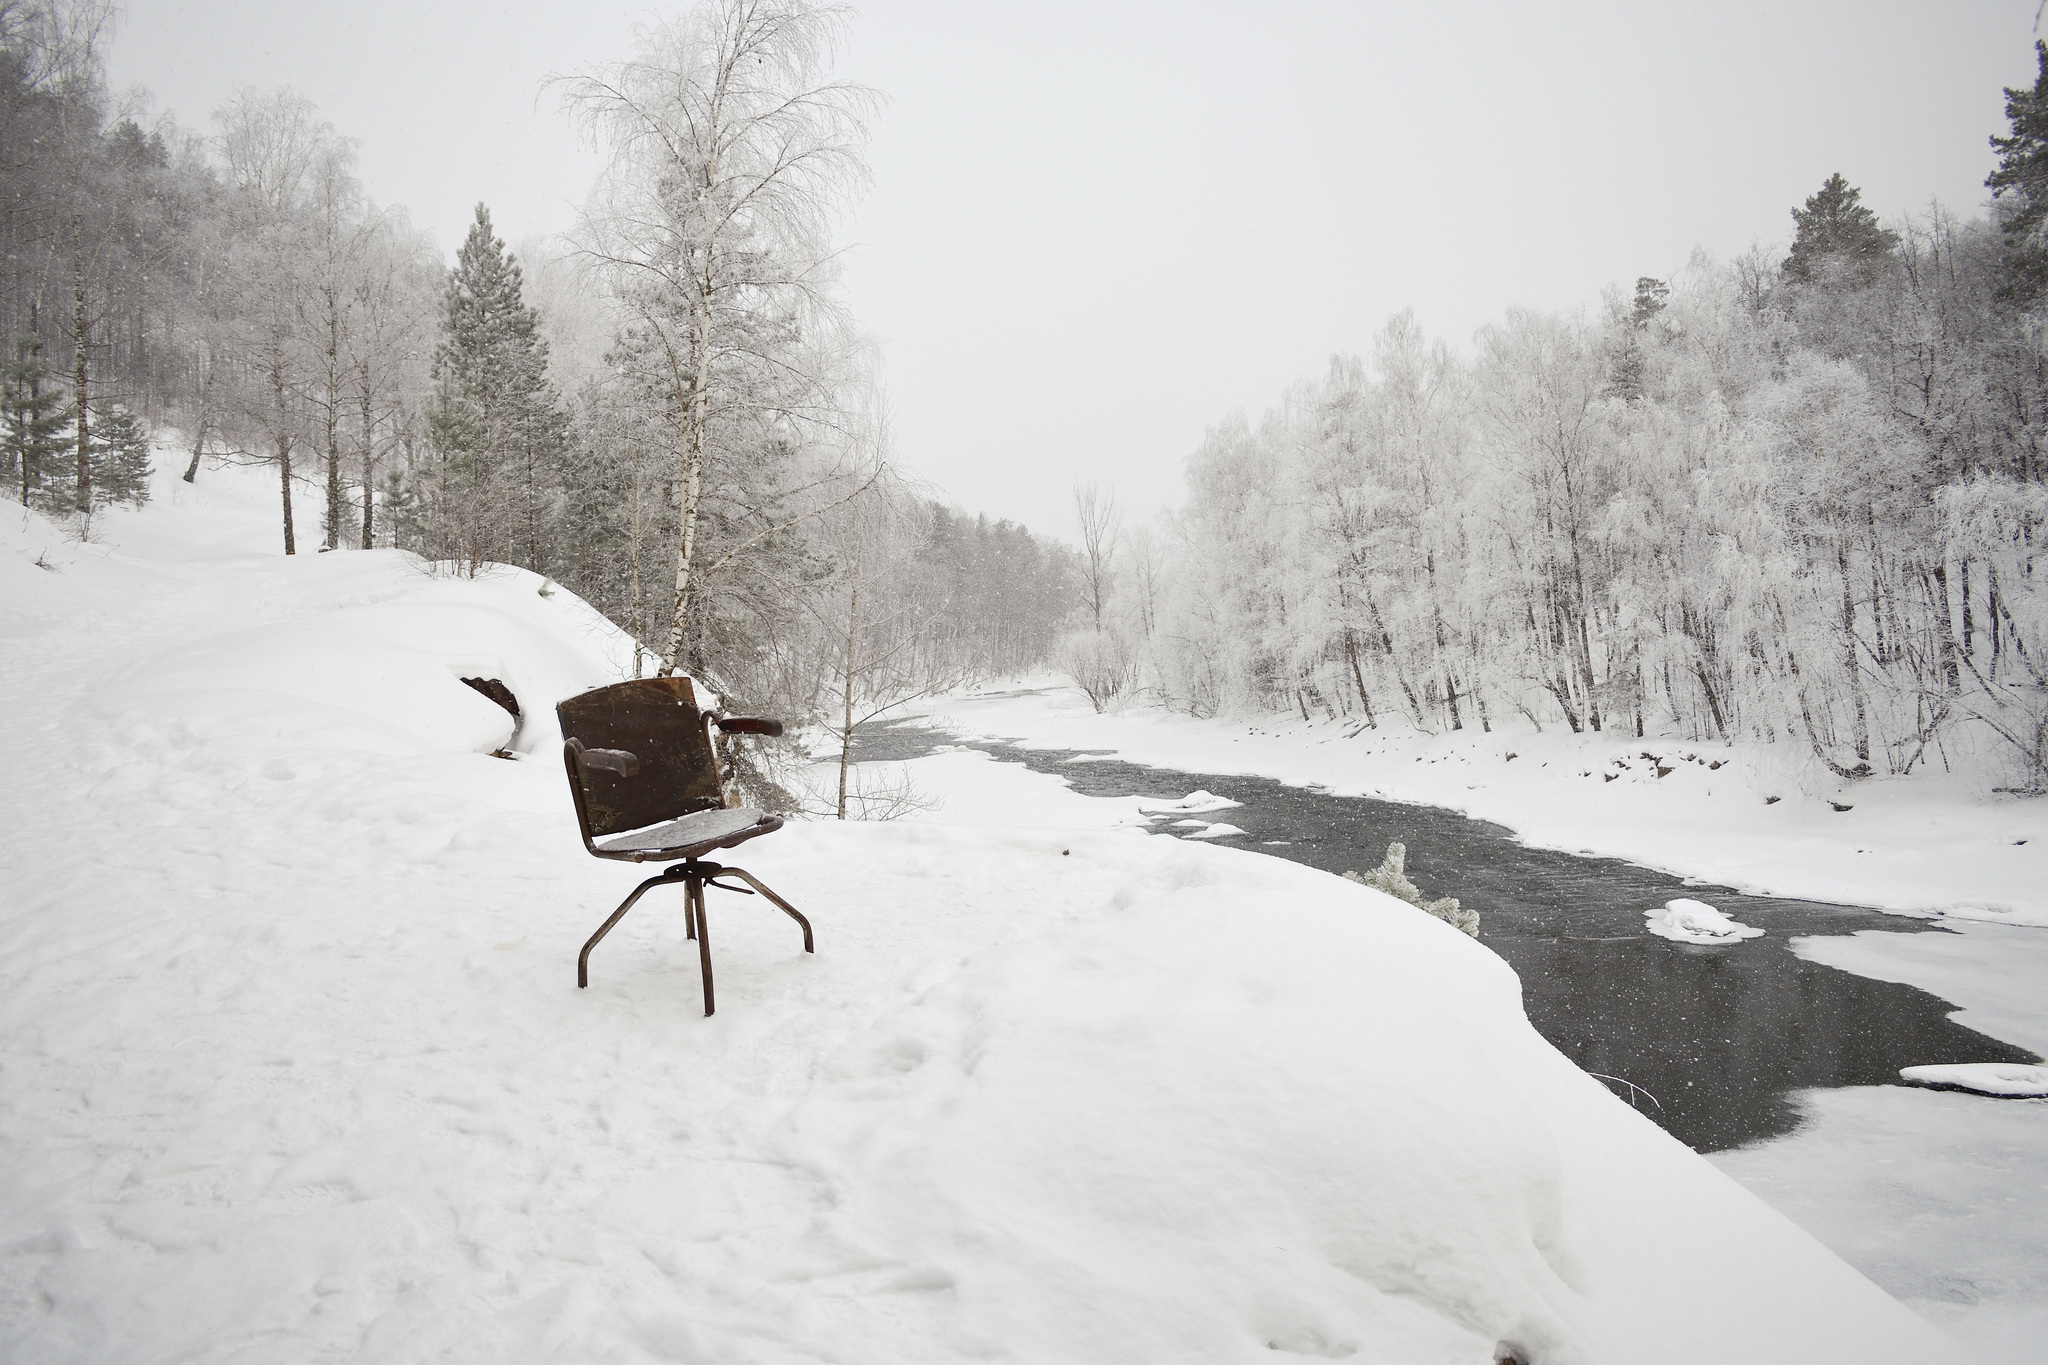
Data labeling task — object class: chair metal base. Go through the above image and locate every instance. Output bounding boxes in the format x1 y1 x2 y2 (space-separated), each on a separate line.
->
577 858 812 1015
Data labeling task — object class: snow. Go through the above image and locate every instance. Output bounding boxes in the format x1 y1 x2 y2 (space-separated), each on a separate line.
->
1642 898 1764 944
1134 788 1243 814
1898 1063 2048 1097
1183 821 1247 839
0 464 1969 1362
913 684 2048 927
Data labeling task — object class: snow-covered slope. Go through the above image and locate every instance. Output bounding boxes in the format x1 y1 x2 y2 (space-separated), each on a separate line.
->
0 465 1962 1363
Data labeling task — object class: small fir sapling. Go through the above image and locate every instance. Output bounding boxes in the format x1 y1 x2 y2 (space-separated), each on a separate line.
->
1343 841 1479 936
86 403 153 509
3 323 73 509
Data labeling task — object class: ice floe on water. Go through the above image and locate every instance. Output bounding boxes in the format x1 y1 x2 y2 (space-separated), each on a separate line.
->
1184 823 1247 840
1644 898 1765 944
1899 1062 2048 1097
1136 789 1243 814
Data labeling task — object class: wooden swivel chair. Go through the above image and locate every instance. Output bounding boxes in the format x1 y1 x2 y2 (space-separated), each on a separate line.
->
558 676 811 1015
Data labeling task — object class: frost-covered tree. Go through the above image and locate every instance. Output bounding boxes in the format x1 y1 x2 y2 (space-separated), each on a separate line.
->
564 0 877 674
211 87 336 554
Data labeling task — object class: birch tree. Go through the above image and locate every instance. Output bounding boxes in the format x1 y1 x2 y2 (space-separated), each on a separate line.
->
564 0 876 675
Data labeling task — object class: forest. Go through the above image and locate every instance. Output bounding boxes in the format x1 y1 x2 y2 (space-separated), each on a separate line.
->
5 0 2048 795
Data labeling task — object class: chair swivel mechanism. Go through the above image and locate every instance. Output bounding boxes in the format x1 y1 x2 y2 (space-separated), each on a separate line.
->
558 676 811 1015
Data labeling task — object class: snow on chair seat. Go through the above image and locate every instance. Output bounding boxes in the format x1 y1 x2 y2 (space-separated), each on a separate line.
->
595 807 780 857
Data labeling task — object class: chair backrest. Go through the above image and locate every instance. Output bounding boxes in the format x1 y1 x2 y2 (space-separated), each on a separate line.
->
558 677 727 839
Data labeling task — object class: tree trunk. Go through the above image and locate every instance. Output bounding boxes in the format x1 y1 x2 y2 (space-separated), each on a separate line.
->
836 528 865 820
272 352 297 555
1840 544 1870 764
1926 563 1961 693
357 364 377 549
1343 627 1376 728
278 444 296 555
72 247 90 515
323 293 342 550
659 158 722 678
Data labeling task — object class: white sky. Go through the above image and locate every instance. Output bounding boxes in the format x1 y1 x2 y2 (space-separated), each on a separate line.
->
108 0 2041 540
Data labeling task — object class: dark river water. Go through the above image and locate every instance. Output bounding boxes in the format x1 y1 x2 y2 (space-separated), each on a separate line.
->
854 718 2038 1153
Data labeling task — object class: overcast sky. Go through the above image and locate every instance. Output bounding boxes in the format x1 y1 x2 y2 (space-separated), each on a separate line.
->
107 0 2041 540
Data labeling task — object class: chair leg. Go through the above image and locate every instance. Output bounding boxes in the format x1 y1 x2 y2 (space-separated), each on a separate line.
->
690 874 715 1016
579 869 687 989
579 860 799 1016
720 867 814 954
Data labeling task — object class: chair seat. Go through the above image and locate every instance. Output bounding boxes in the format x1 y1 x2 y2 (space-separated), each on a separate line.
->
593 807 782 861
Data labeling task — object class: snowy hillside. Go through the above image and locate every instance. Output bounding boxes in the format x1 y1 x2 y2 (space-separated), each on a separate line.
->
0 463 1963 1363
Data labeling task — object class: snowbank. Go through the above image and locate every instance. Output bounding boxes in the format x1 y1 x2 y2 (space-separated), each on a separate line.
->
0 465 1963 1363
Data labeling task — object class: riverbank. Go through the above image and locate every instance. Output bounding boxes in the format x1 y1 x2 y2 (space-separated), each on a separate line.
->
908 682 2048 928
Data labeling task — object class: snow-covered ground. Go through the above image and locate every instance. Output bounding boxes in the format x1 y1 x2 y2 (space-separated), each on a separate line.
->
0 462 1983 1362
913 684 2048 928
900 685 2048 1365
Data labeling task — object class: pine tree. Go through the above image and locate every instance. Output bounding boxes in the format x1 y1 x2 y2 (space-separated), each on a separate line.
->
1988 40 2048 305
1782 173 1897 284
421 204 570 573
2 324 74 511
85 401 152 509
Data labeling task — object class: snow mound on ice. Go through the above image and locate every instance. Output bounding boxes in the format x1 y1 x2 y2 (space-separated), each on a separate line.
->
1184 821 1246 839
1900 1062 2048 1097
1136 788 1243 813
1645 897 1764 944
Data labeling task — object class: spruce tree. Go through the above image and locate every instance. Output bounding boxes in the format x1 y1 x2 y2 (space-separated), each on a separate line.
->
422 204 571 573
2 324 74 511
1782 173 1897 285
85 402 153 509
1988 40 2048 306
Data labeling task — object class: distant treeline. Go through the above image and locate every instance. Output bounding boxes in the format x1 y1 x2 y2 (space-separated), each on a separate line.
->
1061 51 2048 791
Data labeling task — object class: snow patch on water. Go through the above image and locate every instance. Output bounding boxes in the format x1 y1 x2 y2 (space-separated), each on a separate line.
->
1136 789 1243 814
1644 898 1765 944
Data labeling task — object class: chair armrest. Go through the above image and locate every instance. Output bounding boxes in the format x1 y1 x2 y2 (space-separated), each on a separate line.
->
716 717 784 737
577 747 641 777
